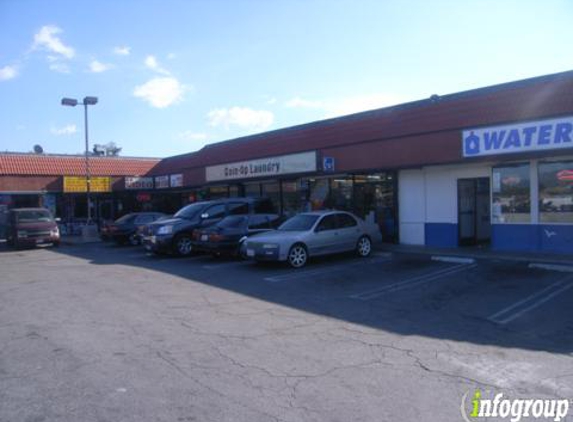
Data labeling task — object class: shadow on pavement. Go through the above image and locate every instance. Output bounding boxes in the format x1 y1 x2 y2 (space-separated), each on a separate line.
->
10 240 573 355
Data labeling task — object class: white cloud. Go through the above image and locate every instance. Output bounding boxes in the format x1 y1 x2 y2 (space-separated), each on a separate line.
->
207 107 274 131
48 62 70 73
178 131 208 142
113 46 131 56
0 65 17 81
144 55 170 75
50 124 77 136
33 25 75 59
89 60 113 73
133 77 185 108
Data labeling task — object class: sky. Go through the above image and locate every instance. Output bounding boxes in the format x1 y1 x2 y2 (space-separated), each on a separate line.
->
1 0 573 158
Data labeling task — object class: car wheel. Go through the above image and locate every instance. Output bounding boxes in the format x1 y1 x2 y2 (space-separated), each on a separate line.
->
128 233 140 246
288 244 308 268
174 234 193 256
356 236 372 257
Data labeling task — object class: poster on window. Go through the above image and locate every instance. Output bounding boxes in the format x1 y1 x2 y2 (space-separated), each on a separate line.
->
170 174 183 188
125 177 154 190
155 175 169 189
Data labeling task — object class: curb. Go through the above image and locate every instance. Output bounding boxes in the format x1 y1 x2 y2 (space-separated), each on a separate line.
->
528 263 573 273
431 256 476 264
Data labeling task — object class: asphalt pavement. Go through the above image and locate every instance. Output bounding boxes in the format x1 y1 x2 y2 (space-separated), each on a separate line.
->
0 242 572 422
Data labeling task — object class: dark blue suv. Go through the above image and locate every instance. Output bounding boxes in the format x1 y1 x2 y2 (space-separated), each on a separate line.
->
142 197 275 256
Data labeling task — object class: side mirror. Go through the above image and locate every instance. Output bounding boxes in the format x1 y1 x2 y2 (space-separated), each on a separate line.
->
200 213 209 219
55 218 61 223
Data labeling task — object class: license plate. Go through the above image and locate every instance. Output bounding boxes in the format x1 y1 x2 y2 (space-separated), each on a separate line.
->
246 249 255 257
201 234 208 241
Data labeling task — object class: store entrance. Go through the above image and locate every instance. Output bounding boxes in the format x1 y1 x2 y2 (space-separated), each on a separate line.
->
353 173 398 243
458 178 490 246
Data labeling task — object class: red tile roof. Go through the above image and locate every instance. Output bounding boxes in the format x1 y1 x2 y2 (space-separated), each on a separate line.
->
0 154 161 176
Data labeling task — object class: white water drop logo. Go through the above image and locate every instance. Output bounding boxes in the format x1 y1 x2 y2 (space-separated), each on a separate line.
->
465 131 481 155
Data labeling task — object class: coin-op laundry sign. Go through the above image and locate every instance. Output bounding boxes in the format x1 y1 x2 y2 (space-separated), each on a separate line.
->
462 116 573 158
205 151 317 182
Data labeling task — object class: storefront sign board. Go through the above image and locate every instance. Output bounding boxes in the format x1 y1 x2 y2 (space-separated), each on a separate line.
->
206 151 317 182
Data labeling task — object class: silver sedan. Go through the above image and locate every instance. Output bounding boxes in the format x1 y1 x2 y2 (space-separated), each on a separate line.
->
243 210 382 268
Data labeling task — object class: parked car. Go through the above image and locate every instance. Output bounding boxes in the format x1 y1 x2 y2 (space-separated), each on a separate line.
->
5 208 61 249
104 212 167 245
135 214 172 244
243 210 382 268
193 214 282 257
143 197 275 256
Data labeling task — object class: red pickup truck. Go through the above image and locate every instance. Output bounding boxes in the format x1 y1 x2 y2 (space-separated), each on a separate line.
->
5 208 61 249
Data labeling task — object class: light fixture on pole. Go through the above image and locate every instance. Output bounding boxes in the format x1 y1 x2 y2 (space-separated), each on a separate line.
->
61 96 98 224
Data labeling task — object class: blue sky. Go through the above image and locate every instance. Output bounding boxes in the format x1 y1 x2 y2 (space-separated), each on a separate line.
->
1 0 572 158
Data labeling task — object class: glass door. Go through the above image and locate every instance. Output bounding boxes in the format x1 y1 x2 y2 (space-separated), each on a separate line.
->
458 177 490 246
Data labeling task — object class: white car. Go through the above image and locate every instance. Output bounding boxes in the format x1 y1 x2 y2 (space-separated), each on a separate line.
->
243 210 382 268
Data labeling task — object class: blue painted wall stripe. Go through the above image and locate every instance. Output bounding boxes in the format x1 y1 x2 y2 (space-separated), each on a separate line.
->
425 223 458 248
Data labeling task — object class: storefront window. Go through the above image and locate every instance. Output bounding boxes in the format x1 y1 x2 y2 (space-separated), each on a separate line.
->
539 161 573 223
492 164 530 223
328 177 353 211
244 183 261 198
354 173 398 242
262 182 281 212
229 185 241 198
309 178 329 210
282 180 307 217
208 186 229 199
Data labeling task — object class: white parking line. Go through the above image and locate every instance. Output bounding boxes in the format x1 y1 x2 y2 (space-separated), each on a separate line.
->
350 263 477 300
488 275 573 325
264 257 391 283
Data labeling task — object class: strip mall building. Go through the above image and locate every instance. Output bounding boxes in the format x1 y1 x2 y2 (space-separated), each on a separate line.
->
2 71 573 253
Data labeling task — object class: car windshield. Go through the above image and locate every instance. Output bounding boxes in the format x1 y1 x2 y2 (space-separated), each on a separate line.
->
174 203 208 219
217 216 248 229
15 210 53 223
278 214 319 231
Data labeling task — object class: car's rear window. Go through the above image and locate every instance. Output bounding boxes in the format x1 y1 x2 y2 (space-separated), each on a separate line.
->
15 210 53 223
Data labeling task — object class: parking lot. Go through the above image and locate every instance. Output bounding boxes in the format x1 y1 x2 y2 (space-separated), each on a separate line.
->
1 242 572 422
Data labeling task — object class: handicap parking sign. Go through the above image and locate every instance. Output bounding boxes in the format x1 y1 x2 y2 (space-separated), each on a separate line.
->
323 156 335 172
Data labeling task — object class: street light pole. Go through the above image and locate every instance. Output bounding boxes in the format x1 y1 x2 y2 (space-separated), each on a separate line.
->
61 96 98 225
83 101 91 223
